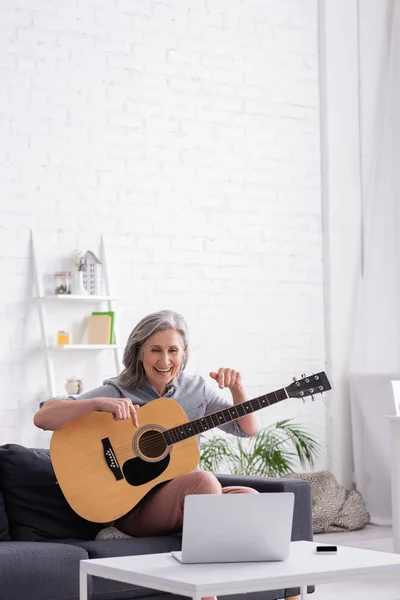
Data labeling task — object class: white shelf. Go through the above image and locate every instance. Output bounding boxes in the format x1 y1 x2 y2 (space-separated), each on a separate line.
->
32 231 123 397
37 295 123 301
50 344 123 351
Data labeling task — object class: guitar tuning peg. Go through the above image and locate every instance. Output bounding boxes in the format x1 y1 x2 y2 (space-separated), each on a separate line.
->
301 373 306 378
321 392 324 398
292 376 297 382
311 395 315 402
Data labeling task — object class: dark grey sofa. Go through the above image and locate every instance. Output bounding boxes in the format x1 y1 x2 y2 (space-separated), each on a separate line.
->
0 444 313 600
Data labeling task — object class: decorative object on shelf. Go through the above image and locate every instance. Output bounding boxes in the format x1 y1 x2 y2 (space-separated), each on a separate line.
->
71 249 88 295
54 272 72 295
81 250 102 296
65 377 84 395
73 270 88 295
57 330 70 345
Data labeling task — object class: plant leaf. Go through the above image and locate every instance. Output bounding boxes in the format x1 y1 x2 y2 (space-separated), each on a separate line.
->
199 419 320 478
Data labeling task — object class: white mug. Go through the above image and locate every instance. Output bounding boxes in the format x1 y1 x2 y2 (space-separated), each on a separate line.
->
65 378 84 395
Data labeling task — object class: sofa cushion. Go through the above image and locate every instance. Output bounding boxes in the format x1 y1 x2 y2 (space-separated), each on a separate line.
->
0 541 89 600
0 488 11 540
69 533 182 559
0 444 102 541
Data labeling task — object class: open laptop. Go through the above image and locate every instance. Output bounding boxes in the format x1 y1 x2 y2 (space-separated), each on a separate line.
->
171 492 294 564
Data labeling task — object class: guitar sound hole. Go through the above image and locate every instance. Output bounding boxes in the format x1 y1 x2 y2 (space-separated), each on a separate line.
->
138 430 167 459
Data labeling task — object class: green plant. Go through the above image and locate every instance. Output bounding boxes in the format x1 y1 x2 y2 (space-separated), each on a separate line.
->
199 418 321 477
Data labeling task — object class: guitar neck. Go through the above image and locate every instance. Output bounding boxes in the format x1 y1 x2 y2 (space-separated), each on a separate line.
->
163 387 289 446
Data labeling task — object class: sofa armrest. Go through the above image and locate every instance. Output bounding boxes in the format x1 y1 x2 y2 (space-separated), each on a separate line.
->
215 473 313 543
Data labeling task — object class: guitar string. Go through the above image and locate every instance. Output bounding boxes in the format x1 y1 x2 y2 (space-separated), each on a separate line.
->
114 406 264 453
111 389 293 454
113 420 240 453
64 387 292 464
111 410 276 455
103 384 323 456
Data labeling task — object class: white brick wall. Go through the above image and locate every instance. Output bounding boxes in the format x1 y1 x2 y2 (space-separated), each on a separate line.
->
0 0 326 464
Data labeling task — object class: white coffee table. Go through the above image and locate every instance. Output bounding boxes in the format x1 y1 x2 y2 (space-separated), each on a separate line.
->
80 540 400 600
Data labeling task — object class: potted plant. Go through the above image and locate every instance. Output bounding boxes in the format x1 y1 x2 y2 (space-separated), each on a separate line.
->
199 418 320 477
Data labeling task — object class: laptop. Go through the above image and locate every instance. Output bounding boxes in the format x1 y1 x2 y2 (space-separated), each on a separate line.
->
171 492 294 564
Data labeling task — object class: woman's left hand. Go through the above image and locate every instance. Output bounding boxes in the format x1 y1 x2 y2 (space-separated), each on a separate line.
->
210 368 243 391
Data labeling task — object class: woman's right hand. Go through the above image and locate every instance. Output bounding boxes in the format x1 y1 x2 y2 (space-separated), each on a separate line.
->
93 397 139 427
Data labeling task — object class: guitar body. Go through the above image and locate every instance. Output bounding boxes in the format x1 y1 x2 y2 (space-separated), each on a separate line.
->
50 398 199 523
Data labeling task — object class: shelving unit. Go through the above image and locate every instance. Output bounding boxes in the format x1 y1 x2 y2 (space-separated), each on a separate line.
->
50 344 122 351
31 231 124 398
40 295 123 302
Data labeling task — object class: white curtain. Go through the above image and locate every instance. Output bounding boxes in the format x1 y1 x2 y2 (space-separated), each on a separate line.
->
350 0 400 524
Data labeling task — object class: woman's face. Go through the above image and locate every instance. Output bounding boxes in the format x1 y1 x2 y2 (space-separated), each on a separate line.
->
141 329 185 394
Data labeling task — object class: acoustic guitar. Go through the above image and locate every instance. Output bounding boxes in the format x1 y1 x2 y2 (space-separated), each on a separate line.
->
50 371 331 523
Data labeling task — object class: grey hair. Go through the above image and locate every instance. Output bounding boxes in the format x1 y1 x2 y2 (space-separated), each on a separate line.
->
119 310 189 389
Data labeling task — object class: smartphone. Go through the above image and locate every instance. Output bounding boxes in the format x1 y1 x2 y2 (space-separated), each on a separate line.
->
315 545 338 554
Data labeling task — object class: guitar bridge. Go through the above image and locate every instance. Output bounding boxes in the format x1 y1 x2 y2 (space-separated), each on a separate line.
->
101 438 124 481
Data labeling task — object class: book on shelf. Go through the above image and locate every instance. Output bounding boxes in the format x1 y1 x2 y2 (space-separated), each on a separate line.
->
90 311 115 344
88 314 111 345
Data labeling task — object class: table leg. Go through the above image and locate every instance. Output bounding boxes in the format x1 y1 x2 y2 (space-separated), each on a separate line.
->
390 418 400 553
300 586 307 599
79 567 88 600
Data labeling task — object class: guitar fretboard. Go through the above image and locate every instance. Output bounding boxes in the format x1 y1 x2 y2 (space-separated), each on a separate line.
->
163 387 288 446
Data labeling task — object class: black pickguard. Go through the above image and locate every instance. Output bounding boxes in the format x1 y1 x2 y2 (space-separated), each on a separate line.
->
122 455 170 486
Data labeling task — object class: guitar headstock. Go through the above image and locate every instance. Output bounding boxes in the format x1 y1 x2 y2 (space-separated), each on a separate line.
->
286 371 331 400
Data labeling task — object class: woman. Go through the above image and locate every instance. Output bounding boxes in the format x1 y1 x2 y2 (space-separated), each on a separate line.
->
34 309 260 541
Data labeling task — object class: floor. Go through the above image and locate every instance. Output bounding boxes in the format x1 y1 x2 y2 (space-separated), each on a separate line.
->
309 525 400 599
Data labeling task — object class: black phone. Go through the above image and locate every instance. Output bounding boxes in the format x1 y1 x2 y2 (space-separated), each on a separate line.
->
315 545 337 554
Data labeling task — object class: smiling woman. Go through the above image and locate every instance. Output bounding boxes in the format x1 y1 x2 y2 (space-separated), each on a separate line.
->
140 330 185 396
118 310 190 393
33 309 261 570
